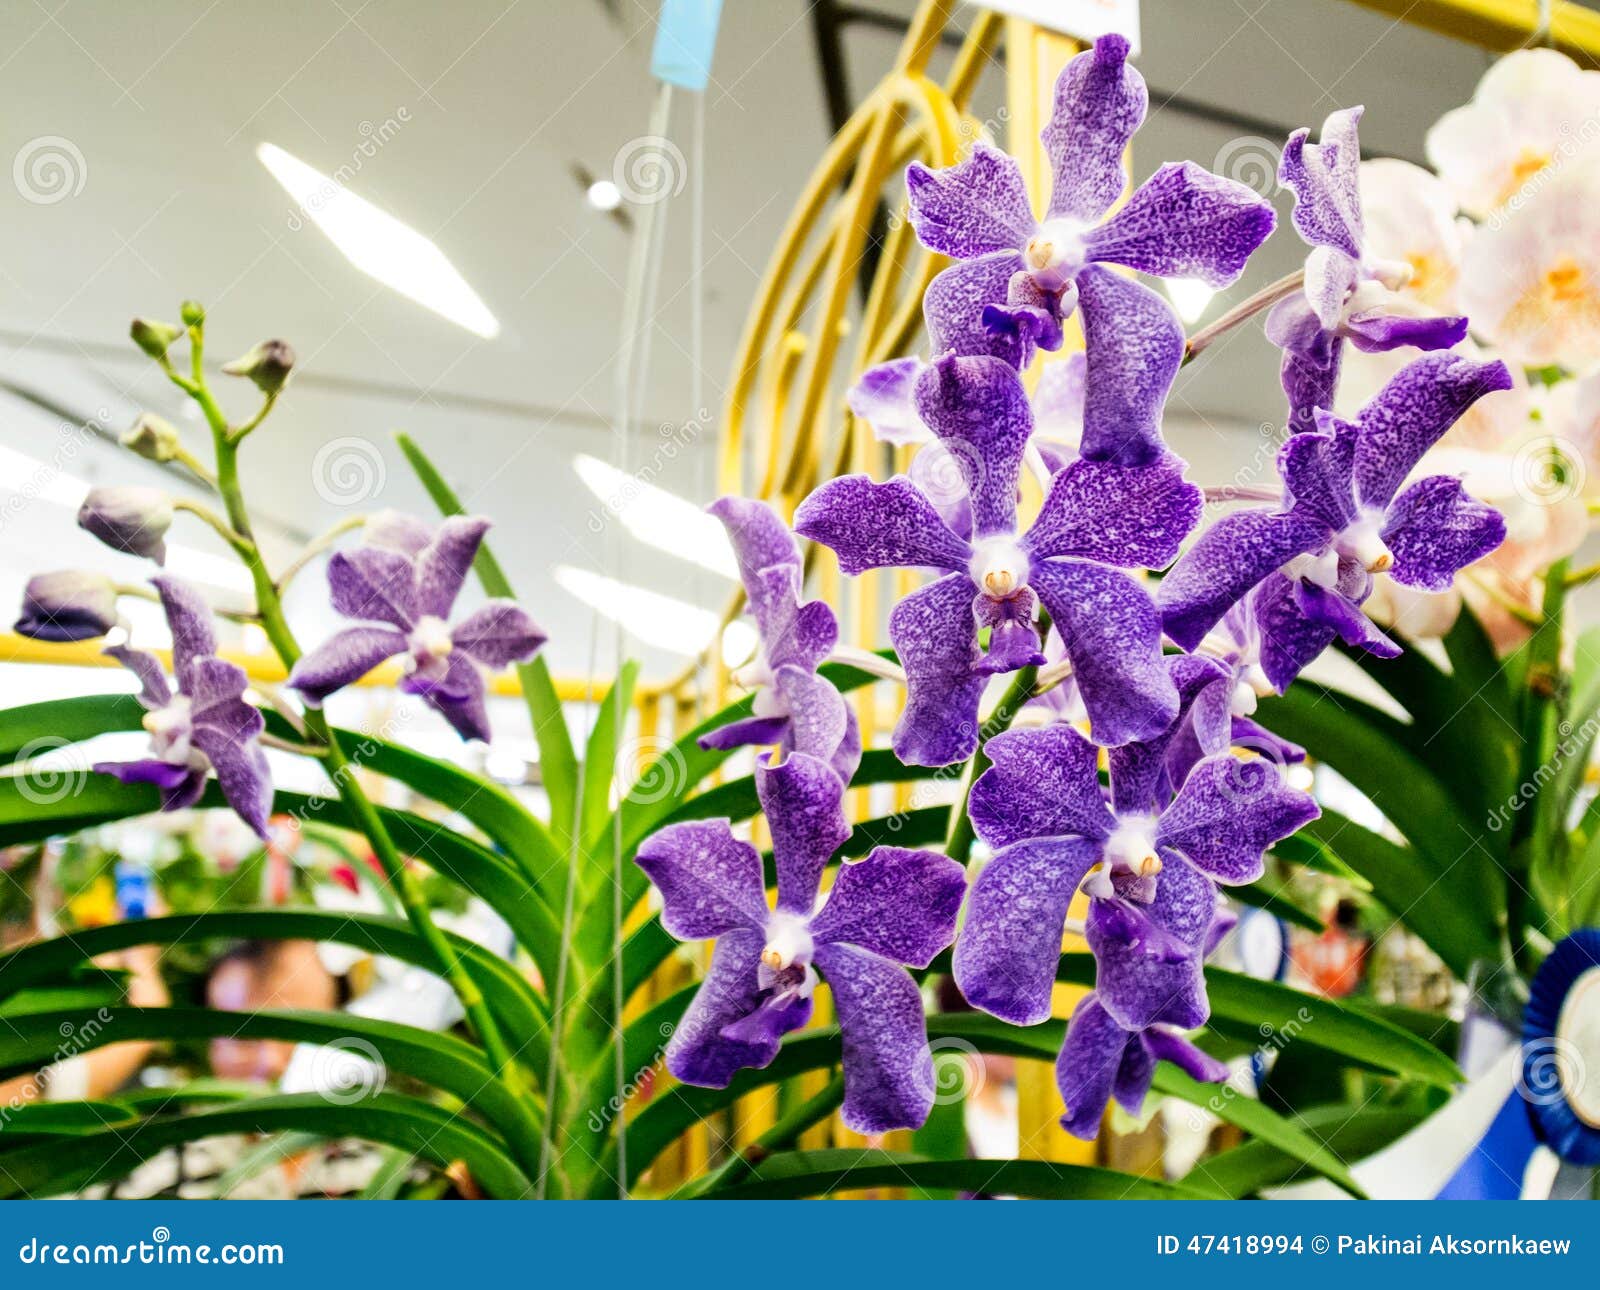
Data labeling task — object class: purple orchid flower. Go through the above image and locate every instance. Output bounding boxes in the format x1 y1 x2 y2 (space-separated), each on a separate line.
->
1160 354 1511 689
287 515 546 743
92 576 273 838
849 350 1088 507
14 571 122 642
636 751 965 1133
1056 993 1229 1139
905 35 1274 367
696 498 860 783
797 354 1201 763
952 723 1314 1033
1269 107 1469 432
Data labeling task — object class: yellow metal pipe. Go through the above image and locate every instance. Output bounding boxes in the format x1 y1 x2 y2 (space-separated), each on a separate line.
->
0 632 605 705
1340 0 1600 65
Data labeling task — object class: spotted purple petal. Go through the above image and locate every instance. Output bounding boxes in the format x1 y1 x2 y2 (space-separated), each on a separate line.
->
887 574 986 767
968 724 1114 852
904 141 1034 260
449 601 547 669
772 664 850 777
1351 353 1515 510
1024 457 1200 568
1344 310 1468 355
813 942 935 1134
1279 420 1358 531
1142 1025 1229 1083
1292 578 1400 657
1075 267 1184 466
104 643 171 710
1086 162 1276 287
757 751 849 916
848 357 929 446
1158 509 1331 652
1280 107 1364 258
286 626 407 706
415 516 489 622
636 819 768 939
420 653 493 742
913 354 1032 539
793 475 971 576
954 836 1102 1025
665 929 791 1087
1304 244 1359 330
923 254 1030 365
1157 753 1319 885
1382 475 1506 592
1043 34 1146 223
809 845 964 968
1031 558 1178 747
151 575 217 686
328 546 417 630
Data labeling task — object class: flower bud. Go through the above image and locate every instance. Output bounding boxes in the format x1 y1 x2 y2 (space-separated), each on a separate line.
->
120 413 182 463
180 299 206 327
14 571 121 642
222 339 295 395
130 317 182 361
77 486 174 563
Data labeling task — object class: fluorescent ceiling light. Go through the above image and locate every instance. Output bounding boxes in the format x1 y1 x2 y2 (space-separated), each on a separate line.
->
586 179 623 212
1163 278 1217 326
555 565 719 656
257 142 500 340
573 454 736 578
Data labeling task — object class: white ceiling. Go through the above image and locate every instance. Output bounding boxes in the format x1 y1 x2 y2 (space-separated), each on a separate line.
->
0 1 1511 679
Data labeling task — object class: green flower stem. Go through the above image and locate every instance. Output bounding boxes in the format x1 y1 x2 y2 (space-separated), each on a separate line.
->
274 515 367 593
170 499 254 561
1184 270 1305 363
164 328 530 1111
944 662 1039 864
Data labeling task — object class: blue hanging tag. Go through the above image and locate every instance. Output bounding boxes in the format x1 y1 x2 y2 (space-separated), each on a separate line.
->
652 0 724 91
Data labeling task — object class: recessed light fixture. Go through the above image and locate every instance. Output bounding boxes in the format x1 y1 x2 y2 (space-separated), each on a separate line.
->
1163 278 1217 326
573 454 736 578
586 179 623 212
257 142 500 340
554 565 720 656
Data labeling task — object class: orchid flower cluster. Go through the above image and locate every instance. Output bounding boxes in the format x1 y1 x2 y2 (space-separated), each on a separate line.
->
13 319 546 847
634 35 1512 1138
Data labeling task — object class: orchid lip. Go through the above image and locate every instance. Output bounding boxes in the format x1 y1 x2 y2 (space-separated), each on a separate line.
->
1103 814 1162 879
407 614 455 664
1335 514 1394 573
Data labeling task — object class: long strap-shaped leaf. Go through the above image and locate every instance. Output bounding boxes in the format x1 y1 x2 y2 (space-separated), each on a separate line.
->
0 1092 532 1199
0 1006 541 1166
0 911 546 1069
697 1149 1209 1200
1185 1103 1430 1198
